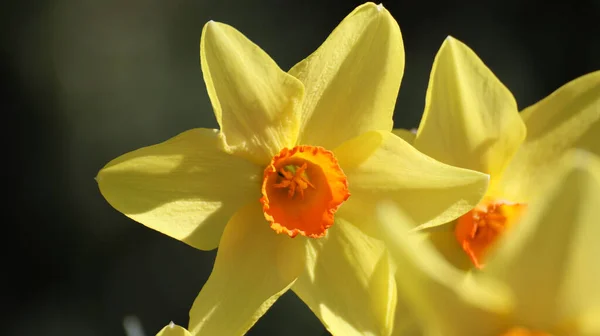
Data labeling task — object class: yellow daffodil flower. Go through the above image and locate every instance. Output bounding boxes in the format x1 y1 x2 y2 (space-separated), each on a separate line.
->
378 149 600 336
156 323 192 336
395 36 600 269
97 3 489 335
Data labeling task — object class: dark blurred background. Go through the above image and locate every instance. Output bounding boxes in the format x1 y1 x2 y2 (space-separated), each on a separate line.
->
3 0 599 335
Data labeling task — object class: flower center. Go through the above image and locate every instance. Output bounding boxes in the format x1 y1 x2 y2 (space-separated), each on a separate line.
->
499 327 552 336
260 146 350 238
455 198 527 268
273 163 315 199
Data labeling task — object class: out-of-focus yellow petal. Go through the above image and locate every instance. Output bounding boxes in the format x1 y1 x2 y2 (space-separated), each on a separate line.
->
425 223 474 271
188 204 304 335
377 203 513 336
486 150 600 331
390 301 422 336
576 308 600 336
499 71 600 201
201 21 305 165
414 37 525 185
96 129 261 251
392 128 416 144
290 3 404 149
156 323 191 336
334 130 489 232
292 219 396 336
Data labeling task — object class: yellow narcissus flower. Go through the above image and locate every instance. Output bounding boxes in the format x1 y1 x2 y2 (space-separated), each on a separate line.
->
156 323 192 336
96 3 489 336
378 150 600 336
395 36 600 269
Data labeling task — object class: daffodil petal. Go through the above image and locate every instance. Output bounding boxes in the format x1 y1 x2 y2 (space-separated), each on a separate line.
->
376 203 513 336
201 21 305 165
486 150 600 330
97 129 261 251
334 130 489 232
156 323 192 336
576 308 600 336
292 218 396 336
188 203 304 335
290 3 404 149
414 37 525 183
499 71 600 201
392 128 416 144
425 223 474 271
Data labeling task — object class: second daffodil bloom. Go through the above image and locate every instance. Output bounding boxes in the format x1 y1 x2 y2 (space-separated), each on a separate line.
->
395 36 600 269
378 150 600 336
96 3 489 336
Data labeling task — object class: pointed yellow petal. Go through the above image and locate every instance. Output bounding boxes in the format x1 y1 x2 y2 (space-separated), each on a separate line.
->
201 21 305 164
499 71 600 201
334 130 489 232
188 204 304 335
486 150 600 331
292 219 396 336
156 323 191 336
376 203 513 336
392 128 416 144
414 37 525 183
290 3 404 149
97 129 261 251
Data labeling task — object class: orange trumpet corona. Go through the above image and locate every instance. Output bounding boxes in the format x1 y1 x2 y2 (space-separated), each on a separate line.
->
260 146 350 238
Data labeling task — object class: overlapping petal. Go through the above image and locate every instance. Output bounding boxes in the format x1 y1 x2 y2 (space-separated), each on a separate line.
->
188 204 304 336
156 323 192 336
426 223 474 271
201 21 305 164
377 203 512 336
377 151 600 336
292 219 396 336
96 129 261 251
414 37 525 185
333 130 489 232
290 2 404 149
486 150 600 332
499 71 600 201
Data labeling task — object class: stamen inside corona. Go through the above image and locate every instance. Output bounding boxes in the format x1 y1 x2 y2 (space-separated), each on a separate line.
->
273 163 315 199
455 198 527 268
260 146 350 238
